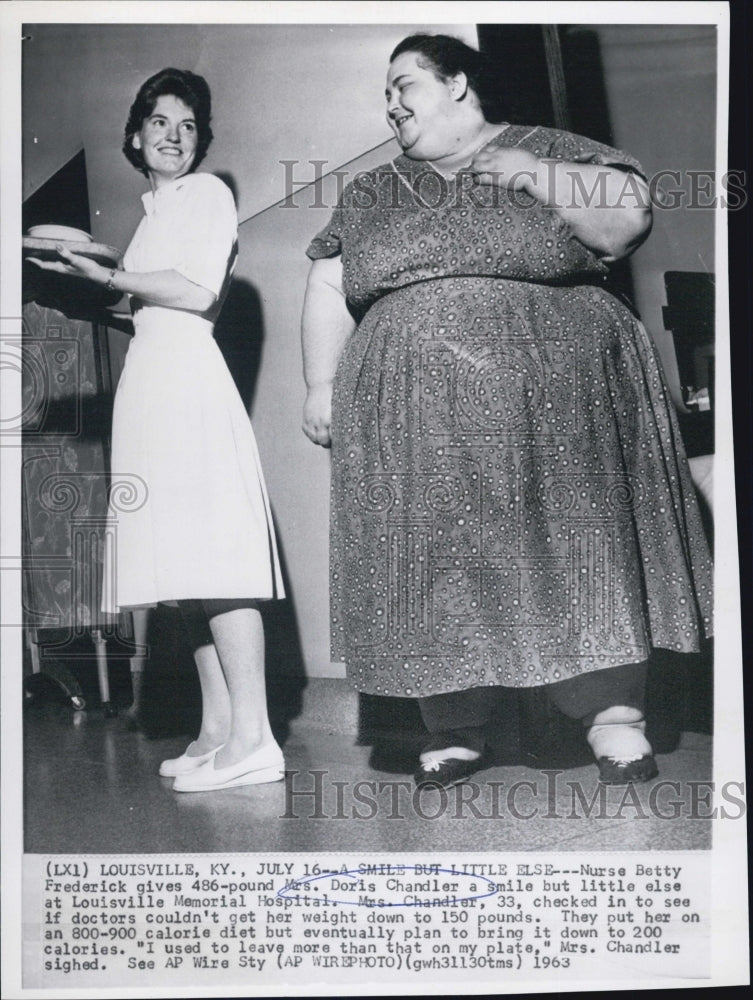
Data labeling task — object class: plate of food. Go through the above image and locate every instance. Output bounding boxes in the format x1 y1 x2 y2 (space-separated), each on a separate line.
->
27 225 93 242
23 234 122 268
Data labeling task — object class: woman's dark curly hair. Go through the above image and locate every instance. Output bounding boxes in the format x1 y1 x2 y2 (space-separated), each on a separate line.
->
123 68 213 176
390 34 502 120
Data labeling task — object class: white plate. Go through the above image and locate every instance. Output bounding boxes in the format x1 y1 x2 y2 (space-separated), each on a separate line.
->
27 225 92 243
23 236 121 267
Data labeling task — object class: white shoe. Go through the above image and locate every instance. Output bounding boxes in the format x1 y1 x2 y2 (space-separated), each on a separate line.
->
172 743 285 792
159 744 224 777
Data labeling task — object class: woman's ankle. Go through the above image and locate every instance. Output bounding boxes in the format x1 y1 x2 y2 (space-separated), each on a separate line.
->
586 713 652 761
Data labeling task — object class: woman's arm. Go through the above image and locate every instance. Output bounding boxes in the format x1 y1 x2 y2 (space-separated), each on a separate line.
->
471 147 652 262
27 246 216 313
301 256 356 448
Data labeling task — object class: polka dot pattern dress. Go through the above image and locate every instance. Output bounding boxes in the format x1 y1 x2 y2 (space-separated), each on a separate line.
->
307 125 713 697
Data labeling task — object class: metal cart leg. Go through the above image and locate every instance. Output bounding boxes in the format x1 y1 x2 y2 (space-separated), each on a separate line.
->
126 607 149 725
23 628 86 710
92 628 117 718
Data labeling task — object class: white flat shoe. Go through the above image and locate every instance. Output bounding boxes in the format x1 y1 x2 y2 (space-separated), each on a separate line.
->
172 743 285 792
159 744 224 777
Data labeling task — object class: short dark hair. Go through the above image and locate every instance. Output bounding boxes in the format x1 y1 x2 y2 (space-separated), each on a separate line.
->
390 34 500 118
123 68 214 176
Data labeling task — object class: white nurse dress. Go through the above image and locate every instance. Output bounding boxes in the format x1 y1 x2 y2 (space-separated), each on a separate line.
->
102 172 284 612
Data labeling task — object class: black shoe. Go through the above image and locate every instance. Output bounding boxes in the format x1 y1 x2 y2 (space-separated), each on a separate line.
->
413 755 487 789
597 754 659 785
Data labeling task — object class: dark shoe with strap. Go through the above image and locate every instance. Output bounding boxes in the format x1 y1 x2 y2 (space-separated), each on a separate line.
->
597 754 659 785
413 754 487 789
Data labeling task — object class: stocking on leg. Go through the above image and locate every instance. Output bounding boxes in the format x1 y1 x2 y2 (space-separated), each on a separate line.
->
415 688 493 787
547 663 657 784
586 705 657 784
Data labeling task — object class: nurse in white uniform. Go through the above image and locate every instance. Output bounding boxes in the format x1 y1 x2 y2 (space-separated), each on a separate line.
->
31 68 285 792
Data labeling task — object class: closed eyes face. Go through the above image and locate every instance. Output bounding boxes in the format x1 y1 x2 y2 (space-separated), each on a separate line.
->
385 51 462 159
132 94 199 187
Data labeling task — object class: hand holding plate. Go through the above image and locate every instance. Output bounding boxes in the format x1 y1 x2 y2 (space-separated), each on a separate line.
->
26 244 110 284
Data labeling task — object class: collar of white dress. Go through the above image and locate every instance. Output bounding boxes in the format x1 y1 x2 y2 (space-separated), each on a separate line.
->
141 175 191 216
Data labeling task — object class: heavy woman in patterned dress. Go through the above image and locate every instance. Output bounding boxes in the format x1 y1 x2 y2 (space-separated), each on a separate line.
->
30 69 285 792
301 35 712 787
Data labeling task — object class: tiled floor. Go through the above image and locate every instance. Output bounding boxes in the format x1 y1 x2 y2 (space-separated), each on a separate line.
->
23 697 713 855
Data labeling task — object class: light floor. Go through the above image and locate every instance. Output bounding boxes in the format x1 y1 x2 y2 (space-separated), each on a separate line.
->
24 696 713 855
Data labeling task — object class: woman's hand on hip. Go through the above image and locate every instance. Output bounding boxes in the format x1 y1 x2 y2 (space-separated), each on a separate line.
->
26 245 110 283
303 382 334 448
470 147 540 194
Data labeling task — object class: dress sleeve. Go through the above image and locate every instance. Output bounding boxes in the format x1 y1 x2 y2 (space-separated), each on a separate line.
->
543 127 646 179
306 200 345 259
173 174 238 297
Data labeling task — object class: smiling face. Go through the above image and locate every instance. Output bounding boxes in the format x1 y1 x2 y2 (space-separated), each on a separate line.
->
385 51 464 160
132 94 199 188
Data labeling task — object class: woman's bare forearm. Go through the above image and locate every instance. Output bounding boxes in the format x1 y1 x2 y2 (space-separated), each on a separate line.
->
28 246 218 313
301 257 355 389
105 267 217 312
526 160 653 261
473 147 653 262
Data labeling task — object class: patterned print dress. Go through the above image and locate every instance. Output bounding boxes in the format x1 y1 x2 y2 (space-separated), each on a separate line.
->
307 125 713 698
